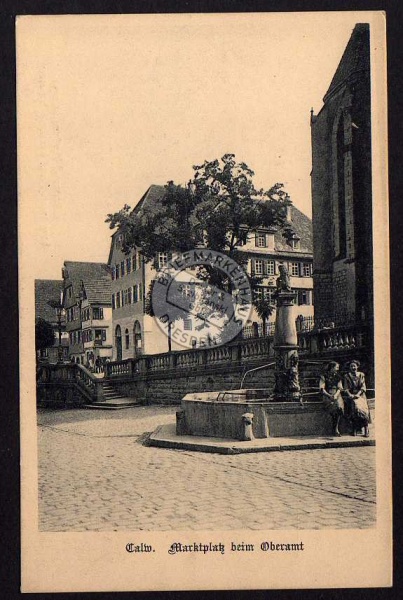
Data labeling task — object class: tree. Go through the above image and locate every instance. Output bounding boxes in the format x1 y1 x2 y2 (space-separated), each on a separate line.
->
106 153 290 321
253 298 275 337
35 317 55 352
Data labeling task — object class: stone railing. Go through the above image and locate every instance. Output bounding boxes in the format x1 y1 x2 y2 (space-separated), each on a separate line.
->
36 363 105 404
298 323 368 355
104 336 276 380
99 322 371 386
106 359 137 378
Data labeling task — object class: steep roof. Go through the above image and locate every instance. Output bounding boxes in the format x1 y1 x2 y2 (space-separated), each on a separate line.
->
107 184 167 264
274 205 313 254
35 279 64 324
133 184 166 215
63 261 111 304
324 23 370 102
107 184 312 259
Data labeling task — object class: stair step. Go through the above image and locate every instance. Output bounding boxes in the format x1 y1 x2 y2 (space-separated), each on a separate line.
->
84 398 141 410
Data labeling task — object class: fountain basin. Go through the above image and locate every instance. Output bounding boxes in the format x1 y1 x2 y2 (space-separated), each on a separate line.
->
176 391 351 440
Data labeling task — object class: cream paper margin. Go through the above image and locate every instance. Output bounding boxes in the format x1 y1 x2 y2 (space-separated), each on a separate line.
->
18 11 391 592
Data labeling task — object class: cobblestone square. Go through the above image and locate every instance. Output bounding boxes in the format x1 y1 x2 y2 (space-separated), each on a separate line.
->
38 406 376 532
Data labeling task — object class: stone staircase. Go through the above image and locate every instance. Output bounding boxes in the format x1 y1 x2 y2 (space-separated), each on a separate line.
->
84 380 141 410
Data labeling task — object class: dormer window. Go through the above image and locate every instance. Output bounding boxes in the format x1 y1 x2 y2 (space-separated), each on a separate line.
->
255 233 267 248
289 237 300 250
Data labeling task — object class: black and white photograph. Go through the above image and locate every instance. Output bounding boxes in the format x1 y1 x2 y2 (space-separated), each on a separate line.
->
19 11 391 592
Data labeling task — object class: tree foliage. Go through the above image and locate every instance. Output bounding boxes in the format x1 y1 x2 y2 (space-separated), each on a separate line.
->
106 153 291 308
35 317 55 351
253 298 275 336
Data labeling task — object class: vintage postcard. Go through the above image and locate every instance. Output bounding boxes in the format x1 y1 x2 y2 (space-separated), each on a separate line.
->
19 11 391 592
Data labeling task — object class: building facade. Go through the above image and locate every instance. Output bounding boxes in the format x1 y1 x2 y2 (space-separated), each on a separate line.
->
62 261 113 366
310 23 372 329
108 187 171 359
108 186 313 357
244 204 313 335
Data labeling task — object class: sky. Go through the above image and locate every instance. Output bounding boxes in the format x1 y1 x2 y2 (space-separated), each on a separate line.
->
17 12 377 280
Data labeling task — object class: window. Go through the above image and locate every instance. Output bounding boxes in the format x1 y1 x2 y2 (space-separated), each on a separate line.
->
291 262 299 277
123 289 129 306
115 264 120 279
128 287 132 304
126 257 131 274
115 233 123 249
254 287 264 301
112 294 115 310
303 263 311 277
132 252 137 271
138 283 143 301
183 318 192 330
133 285 138 303
297 290 311 305
254 260 263 275
116 291 121 309
181 284 193 299
125 328 130 349
266 288 276 305
121 261 125 277
111 267 116 281
158 252 168 269
255 233 267 248
254 287 275 304
266 260 275 275
93 307 104 320
236 231 248 246
95 329 106 344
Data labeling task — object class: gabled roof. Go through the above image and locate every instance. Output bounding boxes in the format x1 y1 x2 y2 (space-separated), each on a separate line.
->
324 23 370 102
107 184 312 260
274 206 313 253
133 184 167 215
63 261 111 305
107 184 167 264
35 279 64 324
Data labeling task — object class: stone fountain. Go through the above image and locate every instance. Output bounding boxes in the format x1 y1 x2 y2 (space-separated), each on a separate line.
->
173 266 340 441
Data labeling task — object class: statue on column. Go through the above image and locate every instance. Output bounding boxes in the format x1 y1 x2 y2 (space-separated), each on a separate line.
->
276 264 292 292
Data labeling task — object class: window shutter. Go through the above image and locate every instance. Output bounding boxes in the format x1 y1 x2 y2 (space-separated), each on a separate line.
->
102 330 106 341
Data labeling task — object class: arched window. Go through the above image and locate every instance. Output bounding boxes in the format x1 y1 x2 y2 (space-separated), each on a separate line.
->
336 115 347 258
125 328 130 349
133 321 142 357
115 325 122 361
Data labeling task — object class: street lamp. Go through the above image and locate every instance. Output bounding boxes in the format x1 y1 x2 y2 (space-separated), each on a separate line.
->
48 293 64 363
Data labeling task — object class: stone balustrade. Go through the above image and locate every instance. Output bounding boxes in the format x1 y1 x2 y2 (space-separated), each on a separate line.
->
298 323 368 355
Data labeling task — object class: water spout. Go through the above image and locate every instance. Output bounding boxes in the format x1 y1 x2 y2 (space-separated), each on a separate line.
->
240 362 276 389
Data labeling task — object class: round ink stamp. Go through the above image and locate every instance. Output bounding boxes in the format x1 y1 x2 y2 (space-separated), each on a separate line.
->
151 249 253 349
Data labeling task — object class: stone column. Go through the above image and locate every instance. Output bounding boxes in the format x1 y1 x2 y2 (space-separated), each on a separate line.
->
273 290 301 402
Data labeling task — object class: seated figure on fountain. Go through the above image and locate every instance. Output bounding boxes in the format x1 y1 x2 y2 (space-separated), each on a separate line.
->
319 361 344 436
